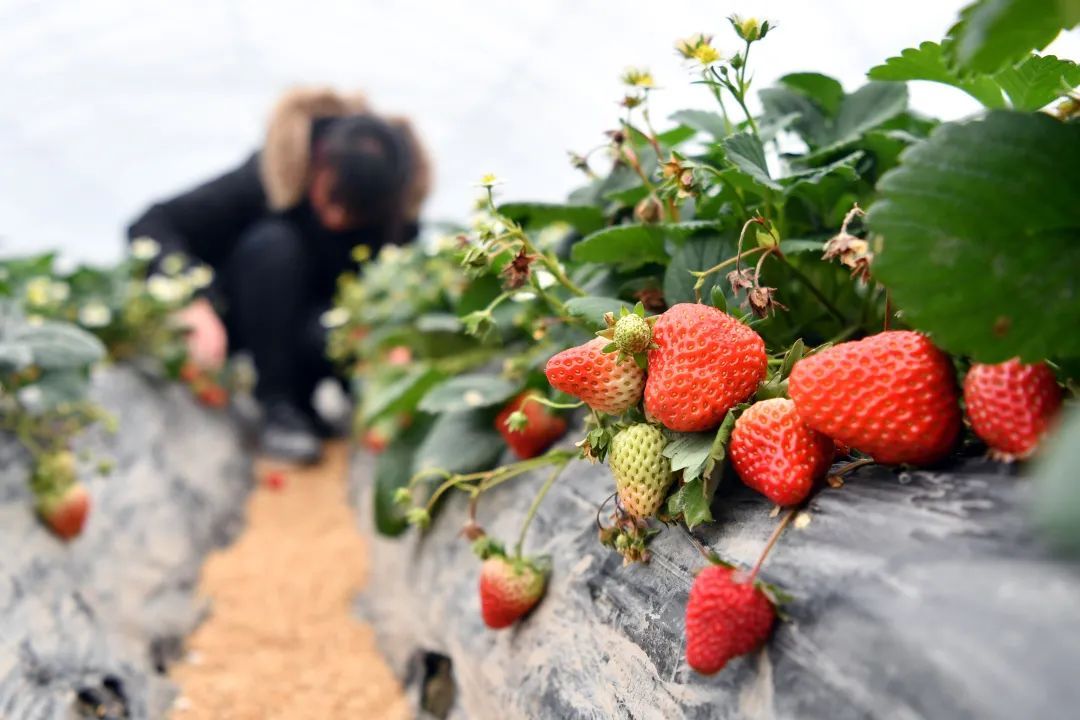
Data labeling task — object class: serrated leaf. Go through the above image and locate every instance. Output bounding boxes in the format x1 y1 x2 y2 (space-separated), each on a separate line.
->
708 407 740 465
663 234 738 306
868 41 1007 108
670 109 728 139
0 340 33 369
994 53 1080 110
780 72 846 115
412 409 506 476
361 365 445 423
12 321 105 370
760 81 908 152
947 0 1079 74
662 431 715 482
869 111 1080 362
666 476 714 529
570 222 719 267
418 374 519 414
760 86 831 148
19 369 89 413
779 239 826 255
723 132 781 191
564 296 632 328
496 202 606 235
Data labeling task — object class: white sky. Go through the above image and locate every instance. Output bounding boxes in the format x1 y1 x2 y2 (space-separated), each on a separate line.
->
0 0 1076 264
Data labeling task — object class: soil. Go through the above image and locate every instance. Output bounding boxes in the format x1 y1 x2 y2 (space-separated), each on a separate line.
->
169 441 409 719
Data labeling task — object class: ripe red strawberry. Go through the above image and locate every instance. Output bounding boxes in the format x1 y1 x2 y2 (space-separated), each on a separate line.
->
609 423 673 517
179 361 202 384
196 383 228 408
37 483 91 541
263 471 287 491
686 565 775 674
645 303 767 432
363 427 390 453
964 358 1062 459
545 337 644 415
788 331 961 466
495 392 568 459
729 398 834 506
473 541 547 629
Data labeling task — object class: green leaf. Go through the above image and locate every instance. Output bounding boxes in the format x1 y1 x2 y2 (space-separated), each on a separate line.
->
662 431 715 483
779 72 846 115
666 476 714 529
361 365 445 424
564 296 632 328
413 409 506 475
20 369 90 412
710 285 727 312
373 418 433 537
947 0 1079 74
779 239 826 255
1033 406 1080 556
663 234 738 306
723 133 782 191
778 339 807 380
415 313 463 333
760 86 830 147
669 109 728 139
570 222 718 268
12 321 105 370
994 53 1080 110
869 111 1080 362
496 202 606 235
418 374 519 414
0 340 33 369
829 83 910 151
868 41 1007 108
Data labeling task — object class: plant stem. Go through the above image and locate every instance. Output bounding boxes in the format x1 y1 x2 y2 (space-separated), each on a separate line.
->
749 507 798 581
514 462 566 557
532 397 585 410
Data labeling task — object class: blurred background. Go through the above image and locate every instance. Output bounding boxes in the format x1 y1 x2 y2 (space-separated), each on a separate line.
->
2 0 1077 264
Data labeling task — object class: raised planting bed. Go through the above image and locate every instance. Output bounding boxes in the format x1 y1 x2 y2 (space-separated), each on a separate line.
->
0 367 251 719
354 448 1080 720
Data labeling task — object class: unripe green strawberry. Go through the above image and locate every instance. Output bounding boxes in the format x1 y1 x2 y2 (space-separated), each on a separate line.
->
545 337 644 415
613 313 653 355
609 423 673 517
645 303 767 432
964 358 1062 460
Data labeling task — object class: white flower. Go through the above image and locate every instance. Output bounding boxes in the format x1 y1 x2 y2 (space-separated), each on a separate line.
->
130 237 161 261
146 275 190 304
320 307 350 329
160 253 187 276
17 385 43 409
24 277 53 307
186 265 214 290
78 302 113 328
48 280 70 303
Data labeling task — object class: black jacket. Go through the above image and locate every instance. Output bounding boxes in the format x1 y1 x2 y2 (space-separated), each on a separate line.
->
125 87 431 303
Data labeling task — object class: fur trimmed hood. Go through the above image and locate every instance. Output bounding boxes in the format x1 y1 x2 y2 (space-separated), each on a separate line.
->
259 87 432 219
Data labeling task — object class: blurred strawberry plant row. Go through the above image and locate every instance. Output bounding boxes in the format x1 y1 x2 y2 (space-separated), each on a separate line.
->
0 241 225 538
329 0 1079 667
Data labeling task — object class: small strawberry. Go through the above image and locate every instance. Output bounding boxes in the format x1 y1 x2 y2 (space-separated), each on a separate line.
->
729 398 834 506
609 423 673 518
179 361 202 384
474 539 547 629
545 337 644 415
645 303 767 432
362 427 390 453
686 565 776 674
788 331 961 466
964 358 1062 460
196 383 228 408
495 392 568 459
263 471 287 491
386 345 413 366
37 483 91 541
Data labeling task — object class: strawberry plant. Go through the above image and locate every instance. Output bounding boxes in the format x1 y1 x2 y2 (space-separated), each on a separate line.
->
332 1 1078 649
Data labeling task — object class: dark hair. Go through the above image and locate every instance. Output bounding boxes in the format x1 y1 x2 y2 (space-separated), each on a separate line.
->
314 114 412 232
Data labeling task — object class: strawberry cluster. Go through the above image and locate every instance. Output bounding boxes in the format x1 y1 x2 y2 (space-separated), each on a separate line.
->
539 301 1065 672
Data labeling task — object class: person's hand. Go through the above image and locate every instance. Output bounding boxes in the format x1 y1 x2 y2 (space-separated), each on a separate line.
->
176 297 227 370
